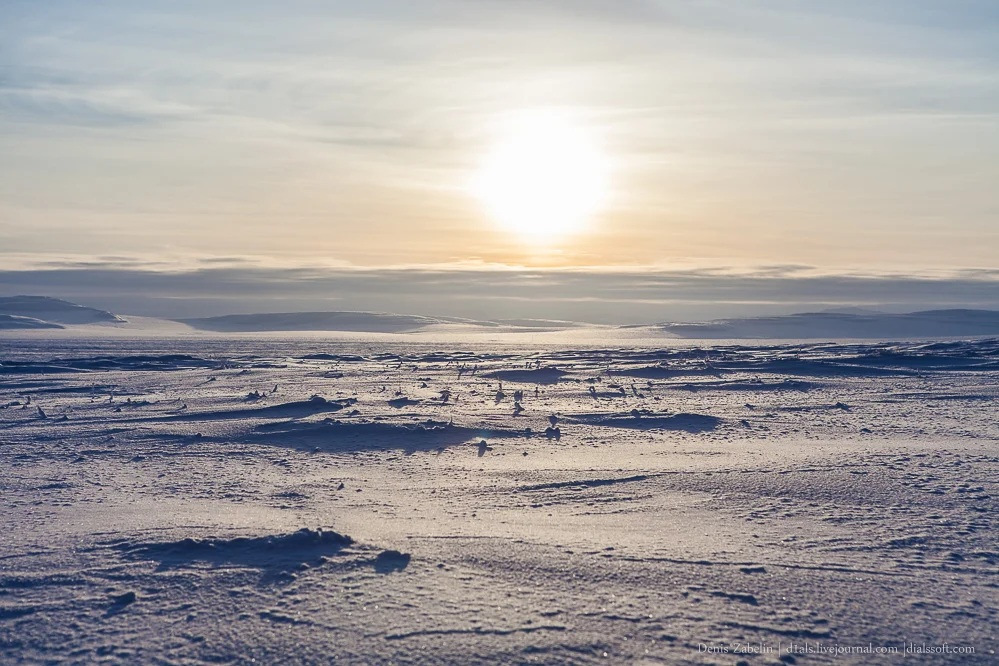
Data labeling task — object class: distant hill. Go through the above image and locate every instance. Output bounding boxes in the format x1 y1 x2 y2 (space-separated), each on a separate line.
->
657 309 999 339
0 314 65 330
0 296 124 325
3 295 997 340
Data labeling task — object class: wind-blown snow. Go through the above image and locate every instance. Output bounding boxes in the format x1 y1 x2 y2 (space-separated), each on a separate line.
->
0 335 996 663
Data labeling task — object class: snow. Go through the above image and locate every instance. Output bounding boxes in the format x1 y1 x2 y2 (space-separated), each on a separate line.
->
0 334 996 663
0 296 124 325
0 315 64 330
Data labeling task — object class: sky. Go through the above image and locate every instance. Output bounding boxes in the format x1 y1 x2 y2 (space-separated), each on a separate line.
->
1 1 997 320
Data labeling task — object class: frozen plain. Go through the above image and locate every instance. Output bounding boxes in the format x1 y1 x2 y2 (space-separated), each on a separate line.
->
1 333 996 664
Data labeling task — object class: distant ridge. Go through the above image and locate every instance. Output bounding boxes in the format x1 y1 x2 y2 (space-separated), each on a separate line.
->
0 296 124 326
656 309 999 339
2 295 998 340
0 314 65 330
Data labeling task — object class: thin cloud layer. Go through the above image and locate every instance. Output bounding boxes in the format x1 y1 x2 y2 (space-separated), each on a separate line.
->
1 1 997 269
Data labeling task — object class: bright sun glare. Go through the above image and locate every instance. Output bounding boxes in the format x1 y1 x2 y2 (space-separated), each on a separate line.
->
473 110 608 243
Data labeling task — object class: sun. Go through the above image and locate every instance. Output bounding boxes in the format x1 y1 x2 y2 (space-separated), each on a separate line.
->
472 110 609 243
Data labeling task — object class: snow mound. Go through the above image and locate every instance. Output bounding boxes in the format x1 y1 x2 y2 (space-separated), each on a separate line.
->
164 396 357 421
607 364 721 379
373 549 411 574
482 367 570 384
570 411 722 432
119 528 353 570
668 379 819 392
248 419 520 453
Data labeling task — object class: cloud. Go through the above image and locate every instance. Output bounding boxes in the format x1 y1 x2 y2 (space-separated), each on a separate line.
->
0 1 997 269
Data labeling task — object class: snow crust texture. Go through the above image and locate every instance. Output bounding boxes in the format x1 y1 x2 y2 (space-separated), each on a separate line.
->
1 337 996 664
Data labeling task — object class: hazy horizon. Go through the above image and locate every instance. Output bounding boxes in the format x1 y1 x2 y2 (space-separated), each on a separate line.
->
3 263 998 324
